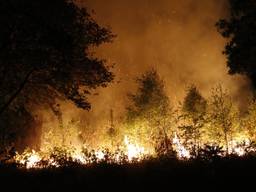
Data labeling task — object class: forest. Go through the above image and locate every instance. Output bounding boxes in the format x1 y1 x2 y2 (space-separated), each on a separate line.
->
1 0 256 190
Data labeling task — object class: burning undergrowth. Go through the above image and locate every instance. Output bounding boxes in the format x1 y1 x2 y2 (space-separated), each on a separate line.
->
12 133 256 169
2 70 256 169
13 135 154 169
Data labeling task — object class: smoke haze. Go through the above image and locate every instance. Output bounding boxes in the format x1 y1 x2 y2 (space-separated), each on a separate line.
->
75 0 251 126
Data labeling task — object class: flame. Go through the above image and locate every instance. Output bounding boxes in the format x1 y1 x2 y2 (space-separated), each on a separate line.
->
95 151 105 160
14 132 256 169
26 151 41 168
124 135 147 161
228 139 255 156
72 151 86 164
232 147 245 156
172 133 190 159
15 150 41 169
14 135 152 168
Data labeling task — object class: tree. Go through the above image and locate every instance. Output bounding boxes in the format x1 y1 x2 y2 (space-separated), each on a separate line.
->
208 85 238 154
0 0 114 113
126 69 174 155
216 0 256 88
242 100 256 142
0 0 114 149
179 85 207 156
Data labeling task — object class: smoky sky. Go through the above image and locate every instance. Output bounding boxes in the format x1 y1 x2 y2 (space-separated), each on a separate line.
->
75 0 251 125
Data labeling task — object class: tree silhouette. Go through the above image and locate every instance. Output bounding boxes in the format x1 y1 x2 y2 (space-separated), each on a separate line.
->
180 85 207 156
126 69 174 155
0 0 114 150
0 0 114 115
216 0 256 89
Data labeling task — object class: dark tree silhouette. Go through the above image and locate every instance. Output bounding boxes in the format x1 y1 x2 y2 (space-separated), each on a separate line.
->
0 0 114 114
0 0 114 150
216 0 256 88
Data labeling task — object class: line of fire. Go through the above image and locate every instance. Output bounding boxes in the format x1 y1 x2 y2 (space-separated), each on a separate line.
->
1 0 256 190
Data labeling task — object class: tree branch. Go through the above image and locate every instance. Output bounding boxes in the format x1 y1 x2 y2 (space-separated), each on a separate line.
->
0 68 34 115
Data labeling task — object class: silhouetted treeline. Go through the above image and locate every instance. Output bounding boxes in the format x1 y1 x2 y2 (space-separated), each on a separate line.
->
0 156 255 191
0 0 114 152
217 0 256 89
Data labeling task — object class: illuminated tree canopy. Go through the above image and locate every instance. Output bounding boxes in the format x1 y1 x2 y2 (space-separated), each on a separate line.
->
126 69 173 154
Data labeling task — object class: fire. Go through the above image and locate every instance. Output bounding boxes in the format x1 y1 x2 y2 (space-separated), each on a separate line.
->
172 133 190 159
13 132 256 169
228 139 255 156
14 135 152 168
95 151 105 160
124 135 147 161
26 151 41 168
72 151 86 164
15 150 41 169
232 146 245 156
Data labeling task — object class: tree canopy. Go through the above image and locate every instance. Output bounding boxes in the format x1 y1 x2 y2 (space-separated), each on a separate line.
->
126 69 170 122
208 85 238 153
126 69 173 154
0 0 114 150
183 85 207 118
180 85 207 154
216 0 256 88
0 0 114 114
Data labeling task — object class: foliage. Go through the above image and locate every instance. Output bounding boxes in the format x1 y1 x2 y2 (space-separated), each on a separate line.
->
198 144 224 161
207 85 239 153
179 85 207 155
125 69 174 155
41 117 82 152
0 0 114 111
241 100 256 142
49 147 74 167
216 0 256 88
183 85 207 116
0 0 114 148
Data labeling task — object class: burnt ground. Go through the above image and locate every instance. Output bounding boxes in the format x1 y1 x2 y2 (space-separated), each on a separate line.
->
0 156 255 191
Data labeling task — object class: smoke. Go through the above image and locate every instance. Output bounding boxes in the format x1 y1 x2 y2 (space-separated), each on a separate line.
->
76 0 251 126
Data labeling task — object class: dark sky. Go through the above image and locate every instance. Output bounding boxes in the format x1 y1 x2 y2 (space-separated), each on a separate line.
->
75 0 251 125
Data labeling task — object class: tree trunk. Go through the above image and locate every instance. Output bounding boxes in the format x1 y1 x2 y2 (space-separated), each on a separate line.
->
230 132 233 153
163 129 169 153
161 120 169 154
49 104 65 146
1 126 6 149
0 69 34 116
224 132 229 155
